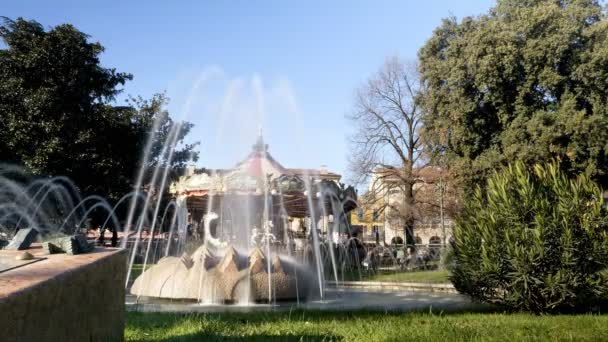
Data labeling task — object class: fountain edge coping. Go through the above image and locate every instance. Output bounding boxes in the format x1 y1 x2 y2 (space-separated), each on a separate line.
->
0 246 126 300
326 280 457 293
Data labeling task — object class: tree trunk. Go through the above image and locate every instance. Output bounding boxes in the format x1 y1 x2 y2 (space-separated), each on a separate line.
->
403 175 415 248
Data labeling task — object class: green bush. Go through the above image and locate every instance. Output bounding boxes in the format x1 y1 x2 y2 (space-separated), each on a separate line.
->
450 161 608 312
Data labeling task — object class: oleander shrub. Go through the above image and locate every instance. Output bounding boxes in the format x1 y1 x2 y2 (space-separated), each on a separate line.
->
450 161 608 312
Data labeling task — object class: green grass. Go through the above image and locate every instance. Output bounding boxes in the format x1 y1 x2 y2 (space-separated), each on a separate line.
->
363 269 450 283
340 269 450 284
125 310 608 341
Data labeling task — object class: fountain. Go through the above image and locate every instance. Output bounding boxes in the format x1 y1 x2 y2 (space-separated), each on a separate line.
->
127 132 358 304
0 116 476 336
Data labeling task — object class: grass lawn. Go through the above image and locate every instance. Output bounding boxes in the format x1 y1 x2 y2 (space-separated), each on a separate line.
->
125 310 608 341
341 269 451 284
363 269 450 283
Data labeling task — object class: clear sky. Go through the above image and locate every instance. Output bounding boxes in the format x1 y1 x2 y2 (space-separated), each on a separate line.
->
3 1 495 180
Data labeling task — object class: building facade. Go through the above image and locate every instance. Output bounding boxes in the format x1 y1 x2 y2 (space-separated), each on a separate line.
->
351 166 454 248
349 200 385 245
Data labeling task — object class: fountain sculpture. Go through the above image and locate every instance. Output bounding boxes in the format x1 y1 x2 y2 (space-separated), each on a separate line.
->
131 243 315 302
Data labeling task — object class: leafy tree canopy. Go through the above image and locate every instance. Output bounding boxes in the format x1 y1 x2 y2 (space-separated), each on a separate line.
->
419 0 608 189
0 17 198 201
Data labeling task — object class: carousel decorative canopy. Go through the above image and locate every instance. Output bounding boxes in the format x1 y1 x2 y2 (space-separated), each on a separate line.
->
170 134 357 217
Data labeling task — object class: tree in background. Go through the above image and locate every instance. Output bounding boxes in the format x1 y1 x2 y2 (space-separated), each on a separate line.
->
0 17 198 202
419 0 608 190
347 56 429 245
126 93 198 188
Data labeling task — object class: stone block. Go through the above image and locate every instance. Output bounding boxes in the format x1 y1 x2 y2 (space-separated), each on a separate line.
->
42 234 95 255
5 228 38 250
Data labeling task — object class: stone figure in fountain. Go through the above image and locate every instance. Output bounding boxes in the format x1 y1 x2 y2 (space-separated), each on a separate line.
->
2 226 95 255
130 216 316 303
250 221 277 247
250 226 259 246
4 228 38 250
42 234 95 255
202 212 227 252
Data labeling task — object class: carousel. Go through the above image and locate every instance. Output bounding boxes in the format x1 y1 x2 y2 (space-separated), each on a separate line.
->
170 133 358 253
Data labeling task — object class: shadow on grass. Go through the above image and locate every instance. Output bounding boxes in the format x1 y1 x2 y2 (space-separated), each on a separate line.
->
128 333 341 342
127 309 476 342
127 305 501 327
125 305 608 342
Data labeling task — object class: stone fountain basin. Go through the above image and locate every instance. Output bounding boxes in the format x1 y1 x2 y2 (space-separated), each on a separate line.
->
126 287 483 313
0 247 127 342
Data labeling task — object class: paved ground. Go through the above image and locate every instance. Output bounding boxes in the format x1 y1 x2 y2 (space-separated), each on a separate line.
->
127 288 485 313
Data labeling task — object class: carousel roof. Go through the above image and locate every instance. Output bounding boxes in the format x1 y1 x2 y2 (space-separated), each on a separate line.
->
168 133 357 216
231 134 287 179
170 133 341 196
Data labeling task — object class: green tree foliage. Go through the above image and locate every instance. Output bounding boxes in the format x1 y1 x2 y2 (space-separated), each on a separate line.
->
0 17 198 201
126 94 198 185
419 0 608 189
451 161 608 312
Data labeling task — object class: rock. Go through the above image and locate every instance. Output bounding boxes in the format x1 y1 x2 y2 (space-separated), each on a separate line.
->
15 252 34 260
5 228 38 250
0 239 8 250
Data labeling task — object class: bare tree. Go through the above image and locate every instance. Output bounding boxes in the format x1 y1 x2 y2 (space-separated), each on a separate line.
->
347 56 425 245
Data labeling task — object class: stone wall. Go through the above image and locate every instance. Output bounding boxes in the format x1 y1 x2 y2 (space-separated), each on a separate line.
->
0 248 126 342
414 223 454 245
384 223 453 246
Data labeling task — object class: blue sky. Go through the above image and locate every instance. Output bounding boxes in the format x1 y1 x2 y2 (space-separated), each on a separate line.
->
4 1 495 180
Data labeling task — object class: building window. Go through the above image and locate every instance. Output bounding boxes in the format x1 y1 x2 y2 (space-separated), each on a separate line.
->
372 209 379 222
429 236 441 245
357 208 364 220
